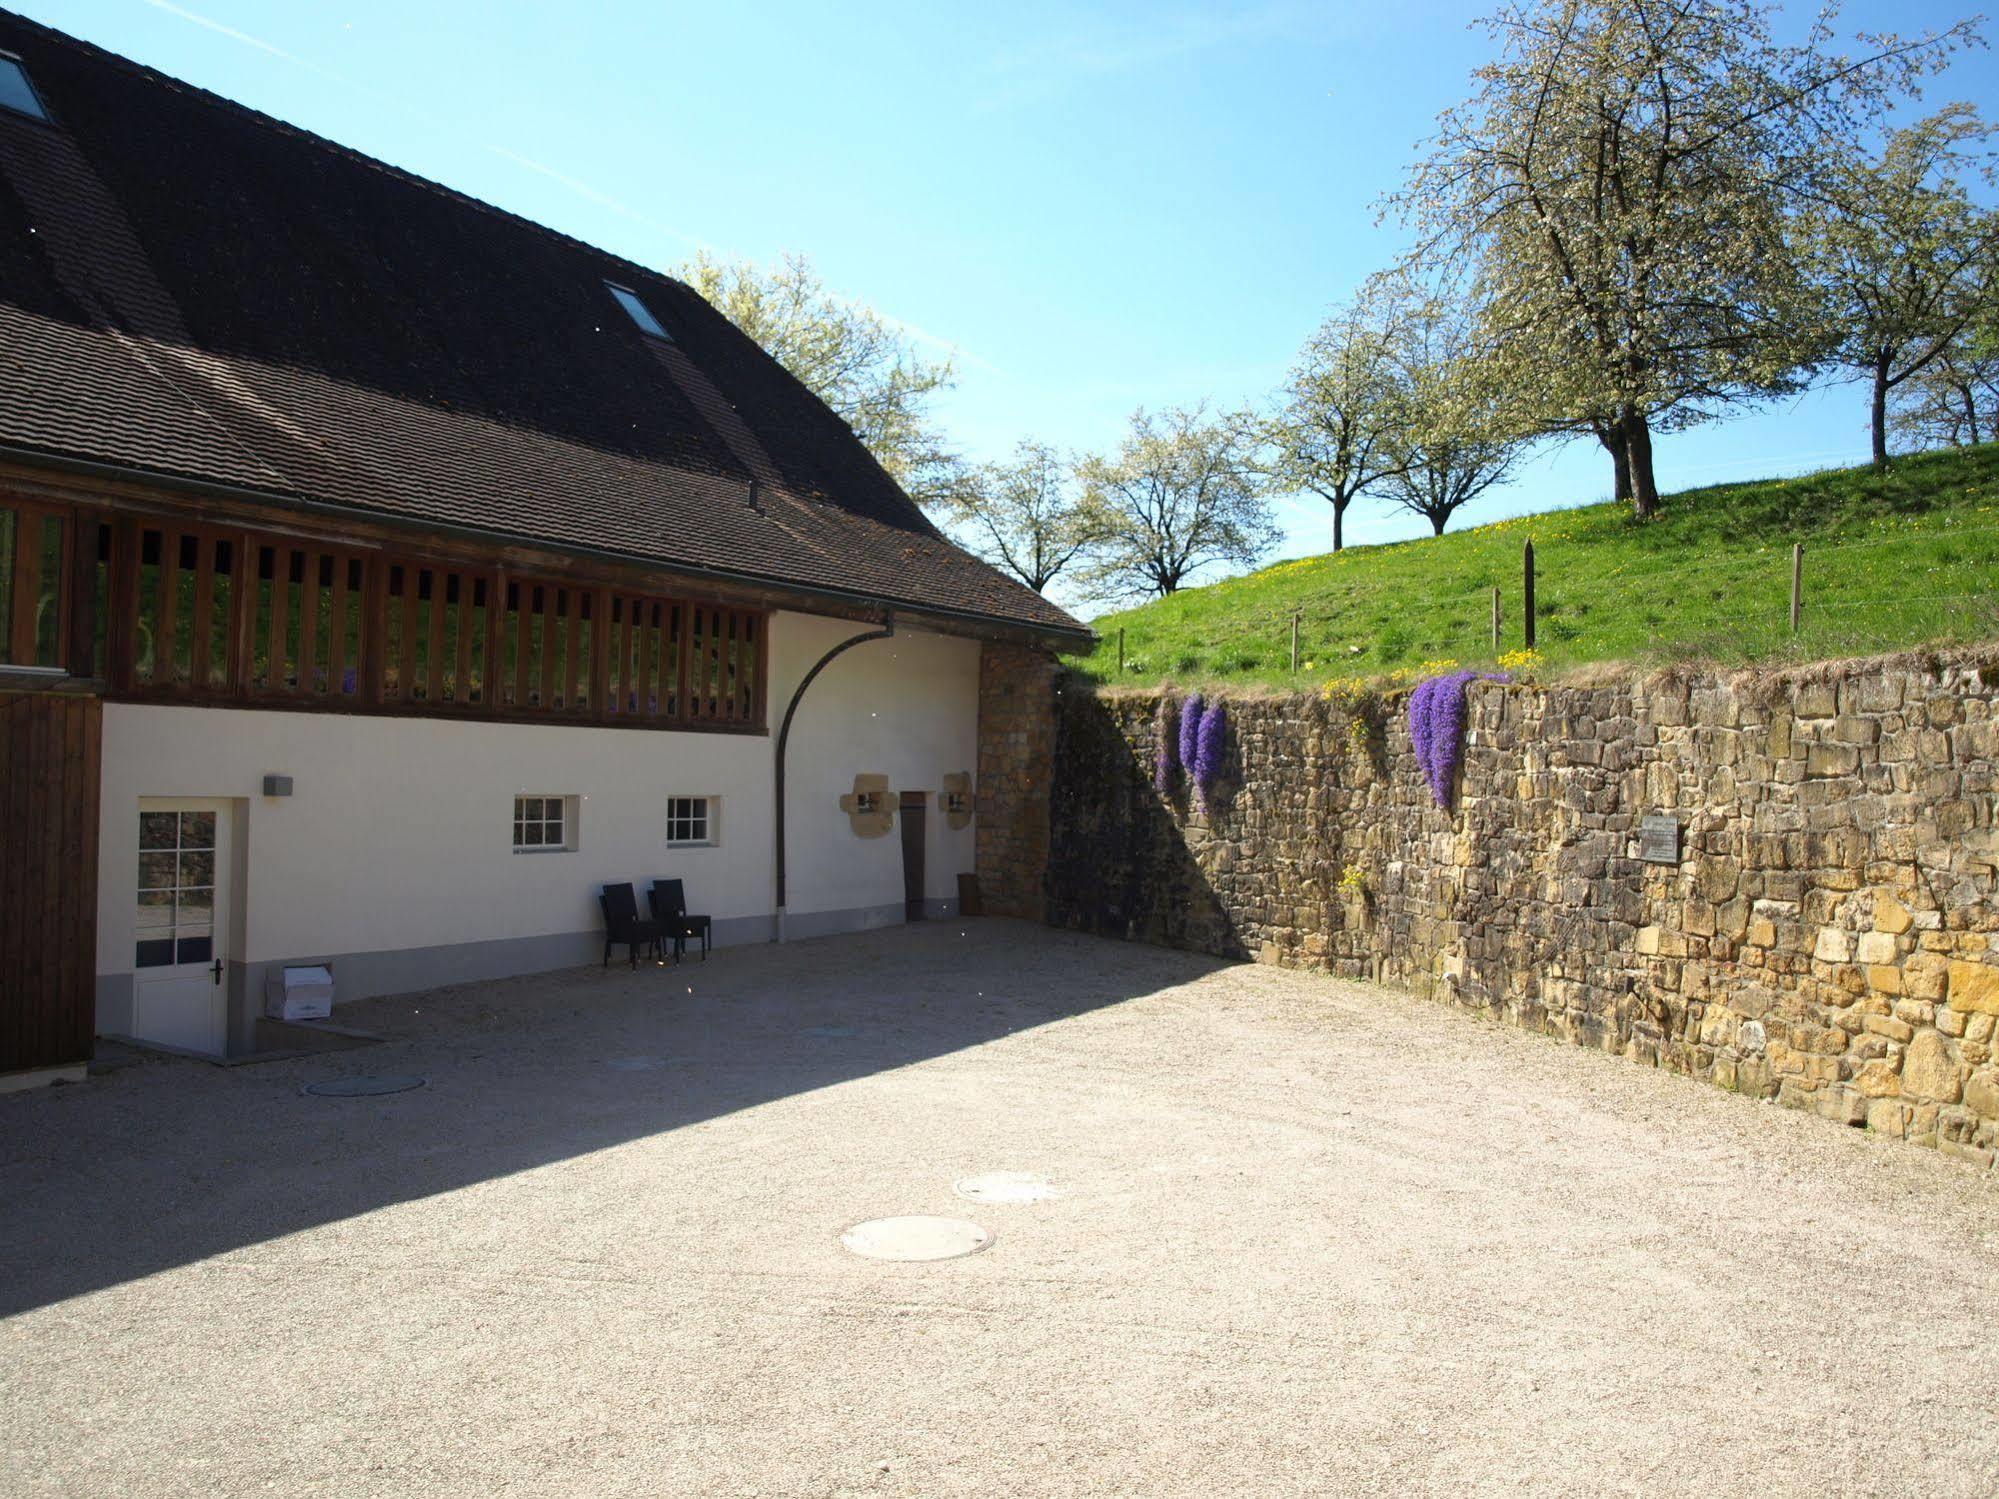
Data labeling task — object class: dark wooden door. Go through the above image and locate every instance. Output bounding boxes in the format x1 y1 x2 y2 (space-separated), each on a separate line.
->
899 790 926 921
1 692 100 1073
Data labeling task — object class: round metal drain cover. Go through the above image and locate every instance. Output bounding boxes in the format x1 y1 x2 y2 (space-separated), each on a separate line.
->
954 1171 1060 1206
301 1074 426 1098
840 1216 993 1262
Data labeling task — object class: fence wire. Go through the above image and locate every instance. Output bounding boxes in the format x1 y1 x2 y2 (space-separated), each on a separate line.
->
1075 523 1999 684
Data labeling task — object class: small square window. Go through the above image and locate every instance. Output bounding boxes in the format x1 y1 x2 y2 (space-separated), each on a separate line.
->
606 281 671 341
513 794 572 853
0 57 49 123
666 796 717 848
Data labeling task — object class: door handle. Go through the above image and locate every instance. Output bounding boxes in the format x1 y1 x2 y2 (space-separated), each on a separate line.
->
211 958 224 986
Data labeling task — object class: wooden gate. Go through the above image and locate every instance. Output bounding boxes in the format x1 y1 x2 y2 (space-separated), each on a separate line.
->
0 692 99 1074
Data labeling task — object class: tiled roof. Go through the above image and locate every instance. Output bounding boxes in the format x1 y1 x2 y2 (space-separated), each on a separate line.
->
0 11 1088 643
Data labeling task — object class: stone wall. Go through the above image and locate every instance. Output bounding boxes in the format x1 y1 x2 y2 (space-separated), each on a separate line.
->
974 643 1059 920
1044 657 1999 1166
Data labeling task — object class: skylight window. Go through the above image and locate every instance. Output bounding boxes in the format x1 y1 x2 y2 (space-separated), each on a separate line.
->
0 56 48 123
606 282 671 341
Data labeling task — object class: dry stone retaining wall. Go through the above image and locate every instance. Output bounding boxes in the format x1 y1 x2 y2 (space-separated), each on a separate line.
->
1040 658 1999 1166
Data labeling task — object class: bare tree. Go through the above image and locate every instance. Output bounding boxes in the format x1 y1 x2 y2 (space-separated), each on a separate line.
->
1267 273 1416 550
945 441 1094 595
1075 406 1278 601
1801 106 1999 469
1383 292 1526 535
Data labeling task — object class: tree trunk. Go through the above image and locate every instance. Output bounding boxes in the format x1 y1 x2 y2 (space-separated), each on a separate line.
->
1870 356 1890 471
1333 498 1345 552
1623 412 1659 519
1430 512 1448 536
1593 419 1632 503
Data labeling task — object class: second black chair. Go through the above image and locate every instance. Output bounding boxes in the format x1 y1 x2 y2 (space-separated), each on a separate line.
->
648 878 713 961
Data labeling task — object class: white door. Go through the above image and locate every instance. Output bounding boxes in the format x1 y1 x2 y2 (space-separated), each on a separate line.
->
132 799 231 1056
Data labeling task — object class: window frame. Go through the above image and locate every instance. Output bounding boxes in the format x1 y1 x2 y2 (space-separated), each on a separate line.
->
512 794 576 854
605 281 671 341
0 54 52 124
665 795 718 849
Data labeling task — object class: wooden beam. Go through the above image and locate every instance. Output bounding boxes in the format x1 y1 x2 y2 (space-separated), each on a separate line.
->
66 510 98 679
9 507 39 665
153 527 179 689
512 581 531 708
397 566 419 702
295 549 319 696
453 572 473 705
481 570 501 706
359 553 386 706
425 565 447 705
105 516 139 692
189 533 214 690
327 551 348 696
563 585 582 712
590 587 611 722
267 545 290 692
538 583 558 711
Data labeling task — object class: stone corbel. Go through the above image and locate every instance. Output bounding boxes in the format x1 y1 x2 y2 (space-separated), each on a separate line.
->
839 773 895 838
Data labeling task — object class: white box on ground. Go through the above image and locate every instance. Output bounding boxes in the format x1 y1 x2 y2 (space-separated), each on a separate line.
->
265 964 335 1021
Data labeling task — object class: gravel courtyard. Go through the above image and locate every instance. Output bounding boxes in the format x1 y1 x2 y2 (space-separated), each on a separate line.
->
3 920 1996 1497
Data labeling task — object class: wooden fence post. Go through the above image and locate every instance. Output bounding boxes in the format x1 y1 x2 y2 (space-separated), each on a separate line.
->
1491 587 1501 653
1289 611 1300 673
1117 626 1125 674
1790 543 1804 634
1522 540 1536 650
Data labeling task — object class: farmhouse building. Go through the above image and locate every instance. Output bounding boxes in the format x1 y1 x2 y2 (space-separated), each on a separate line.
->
0 13 1087 1083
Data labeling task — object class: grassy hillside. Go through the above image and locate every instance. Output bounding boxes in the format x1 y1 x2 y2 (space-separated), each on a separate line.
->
1069 445 1999 690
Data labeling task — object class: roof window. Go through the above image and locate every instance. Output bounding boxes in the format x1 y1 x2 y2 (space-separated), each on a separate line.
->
606 282 671 341
0 56 48 123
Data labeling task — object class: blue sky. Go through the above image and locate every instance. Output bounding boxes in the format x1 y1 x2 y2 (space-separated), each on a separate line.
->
31 0 1999 609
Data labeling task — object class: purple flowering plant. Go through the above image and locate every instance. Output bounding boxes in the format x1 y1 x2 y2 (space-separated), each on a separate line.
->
1407 670 1506 808
1178 692 1204 782
1153 695 1179 794
1193 700 1227 813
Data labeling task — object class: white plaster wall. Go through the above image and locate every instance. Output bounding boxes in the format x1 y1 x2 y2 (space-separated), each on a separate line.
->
95 612 981 997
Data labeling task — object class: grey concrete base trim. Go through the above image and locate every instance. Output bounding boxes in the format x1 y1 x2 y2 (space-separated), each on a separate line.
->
0 1063 88 1094
92 900 960 1022
782 898 959 941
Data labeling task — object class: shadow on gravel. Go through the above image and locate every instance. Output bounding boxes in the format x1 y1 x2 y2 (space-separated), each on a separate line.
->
0 920 1229 1317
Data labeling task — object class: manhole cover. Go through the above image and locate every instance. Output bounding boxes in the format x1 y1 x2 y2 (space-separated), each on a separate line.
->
301 1074 426 1097
954 1171 1061 1205
840 1216 993 1262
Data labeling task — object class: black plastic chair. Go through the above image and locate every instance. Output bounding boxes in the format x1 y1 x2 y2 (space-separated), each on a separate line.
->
649 878 712 962
599 882 665 969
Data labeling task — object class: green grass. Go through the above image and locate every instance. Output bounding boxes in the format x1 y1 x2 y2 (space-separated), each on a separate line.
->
1070 445 1999 691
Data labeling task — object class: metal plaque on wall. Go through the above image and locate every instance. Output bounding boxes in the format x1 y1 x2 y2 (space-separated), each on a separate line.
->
1639 815 1682 865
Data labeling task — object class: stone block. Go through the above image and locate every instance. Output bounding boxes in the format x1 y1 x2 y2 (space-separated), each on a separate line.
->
1806 744 1859 777
1855 931 1898 966
1948 959 1999 1015
1866 1098 1911 1136
1874 893 1914 934
1901 1030 1962 1103
1813 927 1852 964
1965 1071 1999 1120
